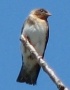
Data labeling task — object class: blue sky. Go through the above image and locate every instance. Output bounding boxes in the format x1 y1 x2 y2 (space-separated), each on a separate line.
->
0 0 70 90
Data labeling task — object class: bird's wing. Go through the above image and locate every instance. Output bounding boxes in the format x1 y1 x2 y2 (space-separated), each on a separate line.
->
42 22 49 58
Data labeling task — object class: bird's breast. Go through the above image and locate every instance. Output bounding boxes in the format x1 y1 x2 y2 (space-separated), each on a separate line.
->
22 19 48 71
29 22 47 45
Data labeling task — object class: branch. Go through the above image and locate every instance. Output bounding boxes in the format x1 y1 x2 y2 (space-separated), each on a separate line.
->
20 35 69 90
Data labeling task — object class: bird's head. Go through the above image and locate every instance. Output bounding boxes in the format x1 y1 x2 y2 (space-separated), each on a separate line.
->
30 8 51 20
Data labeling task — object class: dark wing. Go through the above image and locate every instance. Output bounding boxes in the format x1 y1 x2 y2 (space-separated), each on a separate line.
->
21 21 26 34
21 20 27 60
42 22 49 58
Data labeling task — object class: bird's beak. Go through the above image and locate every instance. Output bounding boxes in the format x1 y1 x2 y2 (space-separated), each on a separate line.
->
46 12 52 16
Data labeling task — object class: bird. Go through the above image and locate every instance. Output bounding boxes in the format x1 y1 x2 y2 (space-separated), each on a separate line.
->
17 8 51 85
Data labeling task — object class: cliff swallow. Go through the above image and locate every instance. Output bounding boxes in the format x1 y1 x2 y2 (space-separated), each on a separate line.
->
17 8 51 85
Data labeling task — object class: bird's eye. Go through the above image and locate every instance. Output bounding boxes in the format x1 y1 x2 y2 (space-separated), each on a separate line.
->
40 9 44 12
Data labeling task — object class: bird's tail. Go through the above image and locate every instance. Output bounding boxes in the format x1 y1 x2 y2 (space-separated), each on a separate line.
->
17 64 40 85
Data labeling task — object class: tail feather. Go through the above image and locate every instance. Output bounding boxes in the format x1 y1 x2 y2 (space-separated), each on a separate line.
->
17 64 40 85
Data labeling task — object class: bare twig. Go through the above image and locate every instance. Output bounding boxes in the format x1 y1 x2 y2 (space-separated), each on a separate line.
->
20 35 69 90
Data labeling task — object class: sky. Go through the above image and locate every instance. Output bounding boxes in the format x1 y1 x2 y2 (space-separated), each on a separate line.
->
0 0 70 90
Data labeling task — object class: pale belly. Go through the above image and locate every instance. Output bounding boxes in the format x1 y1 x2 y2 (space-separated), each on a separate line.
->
21 23 47 70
